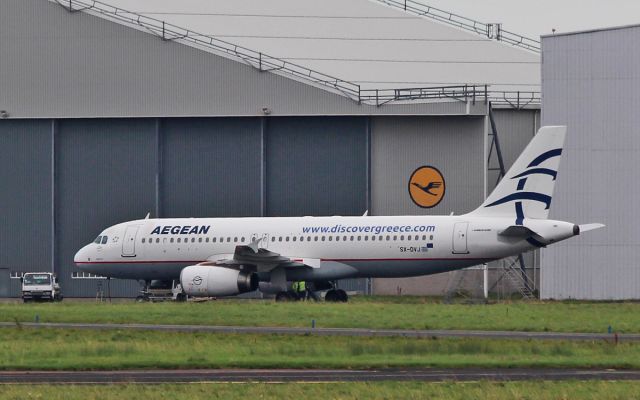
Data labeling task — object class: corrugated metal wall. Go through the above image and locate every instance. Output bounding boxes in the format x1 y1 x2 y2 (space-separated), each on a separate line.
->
371 116 485 216
162 118 262 218
266 117 367 217
55 119 157 297
541 26 640 299
0 120 52 297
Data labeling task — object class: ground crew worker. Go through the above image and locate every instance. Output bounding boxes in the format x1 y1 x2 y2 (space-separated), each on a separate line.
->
292 281 306 300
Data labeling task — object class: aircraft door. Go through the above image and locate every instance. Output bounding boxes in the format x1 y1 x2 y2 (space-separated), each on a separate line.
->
122 225 140 257
452 222 469 254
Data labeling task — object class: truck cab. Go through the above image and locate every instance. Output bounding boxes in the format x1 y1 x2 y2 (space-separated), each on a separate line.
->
21 273 63 302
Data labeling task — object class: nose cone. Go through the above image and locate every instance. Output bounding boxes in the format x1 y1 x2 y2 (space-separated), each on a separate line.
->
74 244 91 266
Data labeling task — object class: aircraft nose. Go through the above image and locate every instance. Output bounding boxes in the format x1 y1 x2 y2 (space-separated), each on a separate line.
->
74 244 91 266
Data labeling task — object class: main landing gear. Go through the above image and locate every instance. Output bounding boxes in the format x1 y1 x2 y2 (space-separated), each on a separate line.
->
274 282 348 303
324 289 348 302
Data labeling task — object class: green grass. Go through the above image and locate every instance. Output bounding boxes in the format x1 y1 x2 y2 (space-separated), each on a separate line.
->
0 327 637 370
1 298 639 333
2 381 640 400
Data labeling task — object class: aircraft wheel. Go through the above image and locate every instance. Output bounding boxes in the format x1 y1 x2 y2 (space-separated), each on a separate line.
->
325 290 338 302
335 289 348 302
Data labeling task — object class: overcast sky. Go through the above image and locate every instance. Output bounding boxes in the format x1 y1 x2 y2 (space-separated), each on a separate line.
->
422 0 640 39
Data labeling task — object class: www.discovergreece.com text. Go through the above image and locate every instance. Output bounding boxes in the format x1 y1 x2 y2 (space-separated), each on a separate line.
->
302 224 436 235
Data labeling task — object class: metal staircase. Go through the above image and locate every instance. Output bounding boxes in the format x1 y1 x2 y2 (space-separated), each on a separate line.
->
497 257 535 299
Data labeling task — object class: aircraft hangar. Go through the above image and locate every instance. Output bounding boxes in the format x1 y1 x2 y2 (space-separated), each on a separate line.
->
0 0 541 298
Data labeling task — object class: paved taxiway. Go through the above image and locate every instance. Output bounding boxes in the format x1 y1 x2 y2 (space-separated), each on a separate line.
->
1 321 638 341
2 368 640 384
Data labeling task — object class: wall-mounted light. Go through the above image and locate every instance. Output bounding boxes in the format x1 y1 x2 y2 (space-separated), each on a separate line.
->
262 107 271 115
0 110 9 119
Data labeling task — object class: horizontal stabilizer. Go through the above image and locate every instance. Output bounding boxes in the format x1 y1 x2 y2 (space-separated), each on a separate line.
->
578 223 605 233
498 225 538 237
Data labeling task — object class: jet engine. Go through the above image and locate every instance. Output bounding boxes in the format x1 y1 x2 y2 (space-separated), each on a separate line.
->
180 265 258 297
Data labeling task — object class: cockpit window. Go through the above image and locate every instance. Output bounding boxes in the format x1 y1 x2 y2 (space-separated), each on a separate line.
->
101 236 108 245
94 236 102 244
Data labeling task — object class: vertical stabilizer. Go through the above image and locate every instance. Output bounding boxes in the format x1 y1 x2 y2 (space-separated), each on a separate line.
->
469 126 567 220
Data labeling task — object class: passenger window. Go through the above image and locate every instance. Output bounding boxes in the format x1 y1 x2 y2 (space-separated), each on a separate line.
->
393 235 397 241
336 236 340 241
272 237 276 242
177 238 181 243
286 237 290 242
156 238 160 243
350 236 354 241
300 236 304 242
307 236 311 241
400 235 404 240
142 238 145 243
314 236 318 241
293 237 297 242
279 237 283 242
371 236 375 241
227 237 231 242
205 238 209 243
386 235 390 241
241 237 245 242
170 238 174 243
212 238 216 243
101 236 108 244
430 235 434 240
357 236 361 241
198 238 202 243
328 236 333 241
364 236 368 241
321 236 326 241
234 237 238 242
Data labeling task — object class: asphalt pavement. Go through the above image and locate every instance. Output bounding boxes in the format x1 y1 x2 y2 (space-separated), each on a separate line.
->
2 368 640 384
1 321 638 341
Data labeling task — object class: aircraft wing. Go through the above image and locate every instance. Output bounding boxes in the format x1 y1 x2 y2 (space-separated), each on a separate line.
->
205 245 312 272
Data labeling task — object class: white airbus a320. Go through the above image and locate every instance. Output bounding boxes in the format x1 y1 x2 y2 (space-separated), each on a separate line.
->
75 126 603 301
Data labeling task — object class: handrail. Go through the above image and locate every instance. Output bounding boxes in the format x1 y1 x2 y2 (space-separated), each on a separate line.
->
52 0 540 109
375 0 540 53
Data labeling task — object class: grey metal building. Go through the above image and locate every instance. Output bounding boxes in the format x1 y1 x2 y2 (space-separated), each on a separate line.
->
0 0 540 298
541 25 640 299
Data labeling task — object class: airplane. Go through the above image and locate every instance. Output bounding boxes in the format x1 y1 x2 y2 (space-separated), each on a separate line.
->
74 126 604 302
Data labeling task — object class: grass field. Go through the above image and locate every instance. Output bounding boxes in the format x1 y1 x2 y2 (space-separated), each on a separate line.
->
2 381 640 400
0 327 637 370
1 297 638 333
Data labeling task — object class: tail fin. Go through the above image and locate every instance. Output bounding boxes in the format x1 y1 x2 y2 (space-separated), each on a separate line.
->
469 126 567 220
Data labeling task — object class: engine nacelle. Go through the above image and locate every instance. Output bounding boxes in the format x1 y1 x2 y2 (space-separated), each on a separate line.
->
180 265 258 297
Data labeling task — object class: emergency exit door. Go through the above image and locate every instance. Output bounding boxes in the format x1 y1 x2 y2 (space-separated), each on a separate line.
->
122 225 140 257
452 222 469 254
